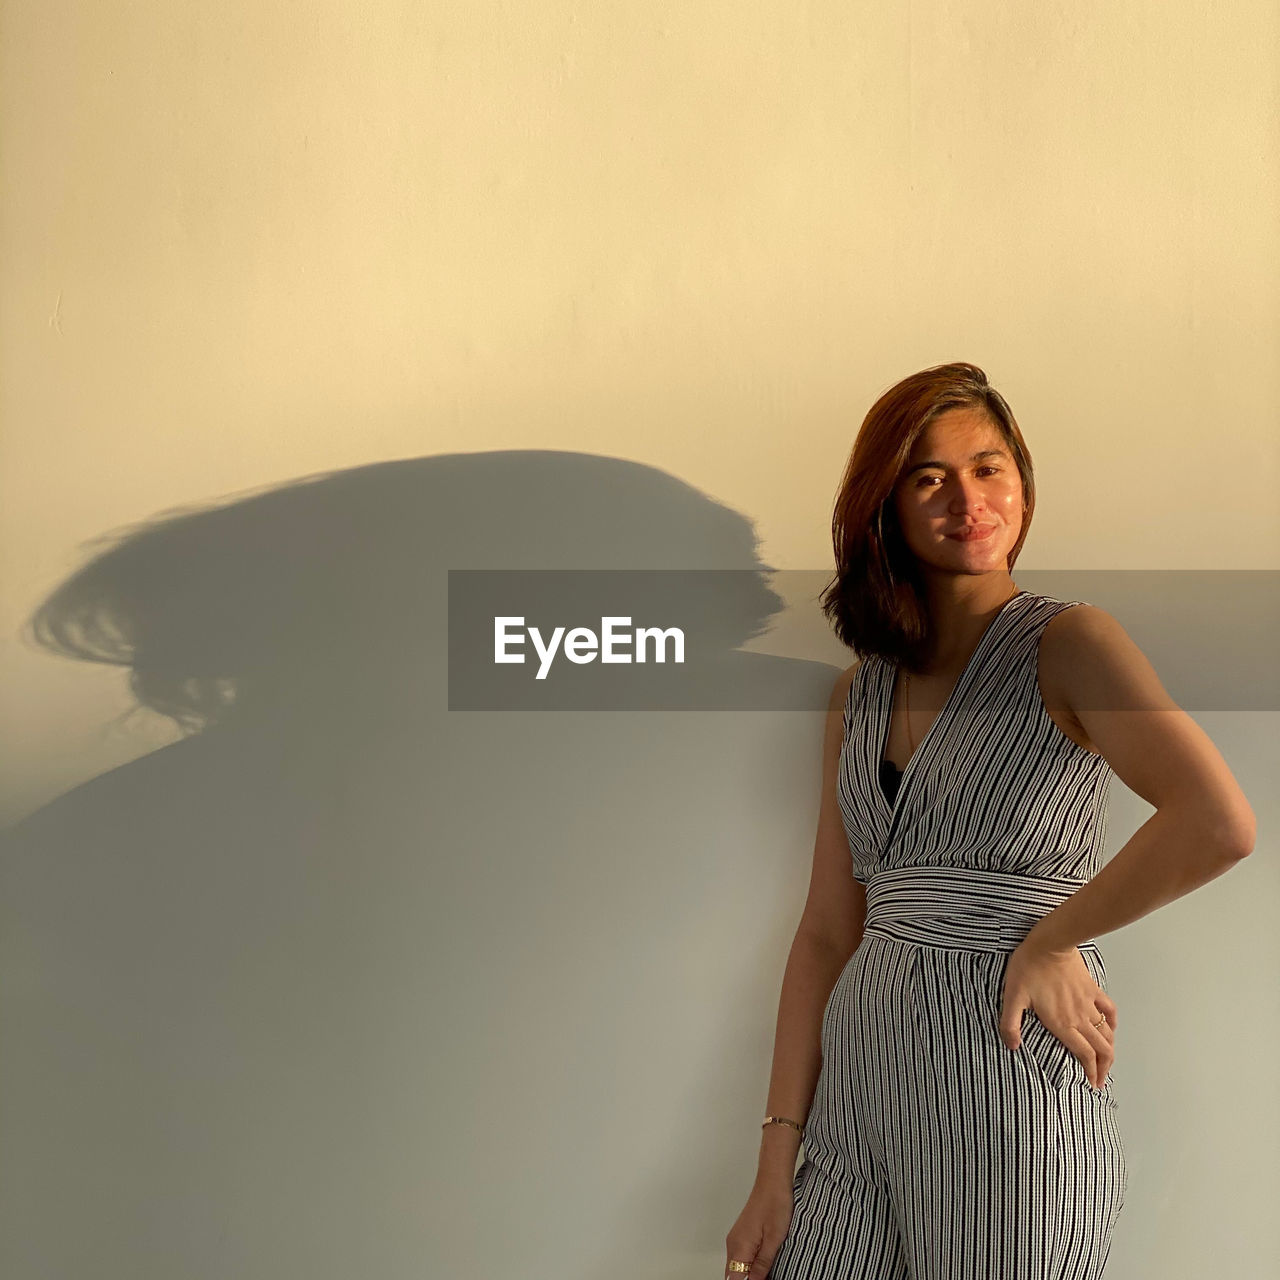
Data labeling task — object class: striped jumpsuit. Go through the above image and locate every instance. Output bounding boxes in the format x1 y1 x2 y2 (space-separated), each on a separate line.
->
769 590 1128 1280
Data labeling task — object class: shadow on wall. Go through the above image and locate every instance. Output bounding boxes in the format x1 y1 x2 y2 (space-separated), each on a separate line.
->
0 450 840 1280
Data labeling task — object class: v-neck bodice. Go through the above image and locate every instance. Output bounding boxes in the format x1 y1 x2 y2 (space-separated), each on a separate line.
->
837 590 1115 886
875 589 1027 819
878 757 904 806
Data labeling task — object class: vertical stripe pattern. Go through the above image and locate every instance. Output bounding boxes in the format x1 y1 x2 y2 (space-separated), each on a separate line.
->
769 591 1128 1280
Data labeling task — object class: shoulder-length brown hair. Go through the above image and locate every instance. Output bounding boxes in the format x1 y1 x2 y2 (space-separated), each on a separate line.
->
820 361 1036 666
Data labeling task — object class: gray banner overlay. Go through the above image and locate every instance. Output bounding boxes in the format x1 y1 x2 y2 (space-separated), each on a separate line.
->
448 569 1279 711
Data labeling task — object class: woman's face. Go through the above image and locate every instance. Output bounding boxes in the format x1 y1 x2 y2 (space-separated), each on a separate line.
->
891 408 1024 580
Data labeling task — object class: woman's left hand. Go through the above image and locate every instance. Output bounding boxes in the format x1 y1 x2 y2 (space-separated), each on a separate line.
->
999 934 1117 1090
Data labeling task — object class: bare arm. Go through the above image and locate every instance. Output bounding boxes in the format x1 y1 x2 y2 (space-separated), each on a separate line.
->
1026 605 1256 956
755 663 867 1188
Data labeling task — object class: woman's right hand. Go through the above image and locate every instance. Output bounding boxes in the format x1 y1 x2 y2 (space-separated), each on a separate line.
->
724 1175 795 1280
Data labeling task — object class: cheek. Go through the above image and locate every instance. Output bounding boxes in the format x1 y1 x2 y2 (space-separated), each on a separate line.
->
996 481 1023 511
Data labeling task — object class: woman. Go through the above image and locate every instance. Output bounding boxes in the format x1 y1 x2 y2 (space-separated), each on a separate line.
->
723 362 1256 1280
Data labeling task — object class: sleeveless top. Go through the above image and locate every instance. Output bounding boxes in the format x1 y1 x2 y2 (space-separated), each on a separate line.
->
841 590 1114 886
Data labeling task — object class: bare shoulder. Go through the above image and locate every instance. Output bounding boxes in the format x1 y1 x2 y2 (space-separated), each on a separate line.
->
1038 602 1255 847
1038 604 1167 700
839 656 864 690
827 659 863 713
1034 601 1254 849
814 660 864 761
1038 603 1114 673
1037 604 1168 752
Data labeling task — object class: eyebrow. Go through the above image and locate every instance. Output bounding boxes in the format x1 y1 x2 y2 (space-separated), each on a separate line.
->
903 448 1010 477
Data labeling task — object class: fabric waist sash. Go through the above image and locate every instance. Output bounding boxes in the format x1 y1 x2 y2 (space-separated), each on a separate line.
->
862 864 1100 955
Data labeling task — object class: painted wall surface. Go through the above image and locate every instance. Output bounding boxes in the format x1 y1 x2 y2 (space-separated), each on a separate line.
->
2 3 1276 1277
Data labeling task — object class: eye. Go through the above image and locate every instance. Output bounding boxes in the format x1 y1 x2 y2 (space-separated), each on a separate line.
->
915 465 1002 488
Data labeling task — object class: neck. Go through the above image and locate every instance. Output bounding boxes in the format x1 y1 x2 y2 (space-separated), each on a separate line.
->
908 579 1021 674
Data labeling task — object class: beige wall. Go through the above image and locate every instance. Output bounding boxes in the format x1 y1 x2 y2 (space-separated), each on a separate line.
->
2 3 1276 1277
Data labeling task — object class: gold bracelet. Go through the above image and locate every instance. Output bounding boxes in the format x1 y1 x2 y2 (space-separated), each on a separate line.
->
762 1115 805 1136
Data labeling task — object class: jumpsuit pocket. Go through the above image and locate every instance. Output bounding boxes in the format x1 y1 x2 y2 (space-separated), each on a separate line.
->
1020 1008 1116 1103
1019 1010 1076 1092
1002 948 1117 1101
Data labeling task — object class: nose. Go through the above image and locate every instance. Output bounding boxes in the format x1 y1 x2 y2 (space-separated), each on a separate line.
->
947 476 989 513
